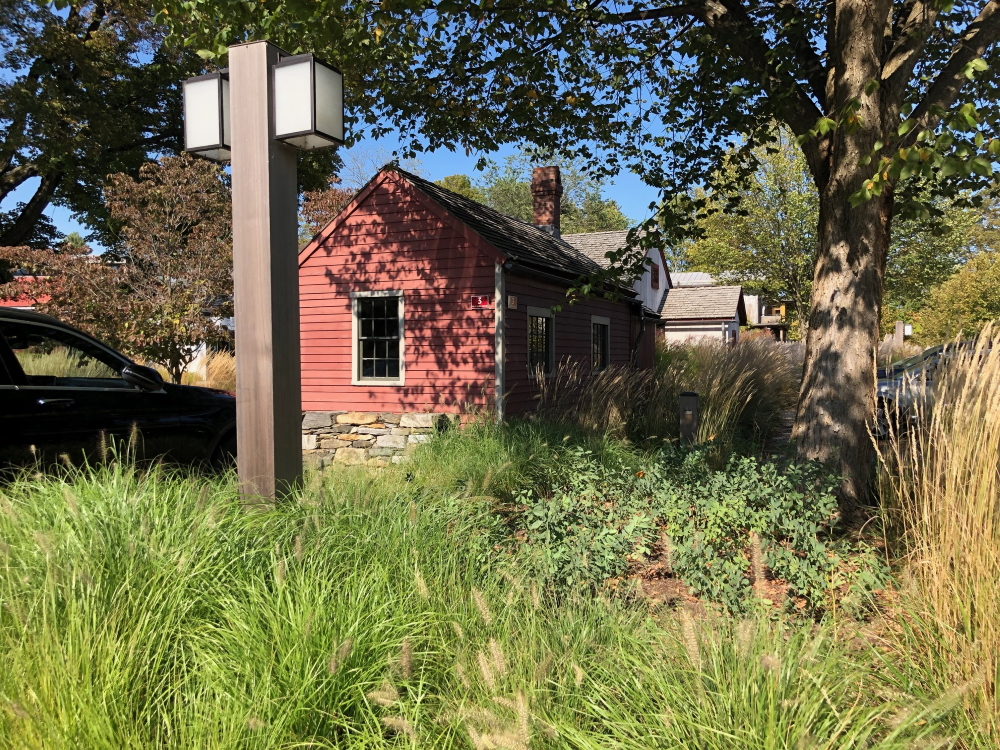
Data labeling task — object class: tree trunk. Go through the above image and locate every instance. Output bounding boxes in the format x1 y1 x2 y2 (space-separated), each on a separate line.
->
792 0 893 514
793 188 891 511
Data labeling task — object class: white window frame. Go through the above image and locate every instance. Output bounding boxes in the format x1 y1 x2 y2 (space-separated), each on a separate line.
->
526 305 555 379
351 290 405 386
591 315 611 371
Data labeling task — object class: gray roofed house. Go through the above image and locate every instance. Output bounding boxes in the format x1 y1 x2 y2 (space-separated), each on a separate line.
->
658 285 746 344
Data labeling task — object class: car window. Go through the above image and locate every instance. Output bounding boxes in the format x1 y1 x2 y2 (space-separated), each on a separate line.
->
0 320 131 389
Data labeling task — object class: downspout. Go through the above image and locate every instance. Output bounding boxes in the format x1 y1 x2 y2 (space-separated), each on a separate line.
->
630 300 645 369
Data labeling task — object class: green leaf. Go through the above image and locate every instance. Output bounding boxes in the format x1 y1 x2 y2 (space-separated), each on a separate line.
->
898 120 914 137
971 157 994 177
849 187 871 207
815 117 837 135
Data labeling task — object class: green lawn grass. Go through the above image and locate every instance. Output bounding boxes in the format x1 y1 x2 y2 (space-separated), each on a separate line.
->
0 431 976 749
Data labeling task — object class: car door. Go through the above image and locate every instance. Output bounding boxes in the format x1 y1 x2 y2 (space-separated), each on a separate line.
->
0 319 173 465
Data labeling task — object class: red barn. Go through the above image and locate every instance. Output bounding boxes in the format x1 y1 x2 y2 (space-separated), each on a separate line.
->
298 165 657 464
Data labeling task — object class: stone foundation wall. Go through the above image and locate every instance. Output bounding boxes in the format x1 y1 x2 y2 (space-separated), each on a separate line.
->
302 410 447 468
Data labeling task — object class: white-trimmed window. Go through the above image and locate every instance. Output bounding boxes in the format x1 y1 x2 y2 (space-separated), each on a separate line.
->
591 315 610 371
527 306 554 377
351 291 404 385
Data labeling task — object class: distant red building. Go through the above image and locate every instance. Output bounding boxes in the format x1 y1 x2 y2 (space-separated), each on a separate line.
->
0 276 50 309
297 165 656 444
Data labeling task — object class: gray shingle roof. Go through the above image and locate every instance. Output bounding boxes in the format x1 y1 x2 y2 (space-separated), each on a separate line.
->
670 271 716 287
560 230 631 268
395 168 601 279
659 285 746 323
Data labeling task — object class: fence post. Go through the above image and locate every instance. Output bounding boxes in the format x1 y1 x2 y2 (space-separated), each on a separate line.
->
679 391 699 443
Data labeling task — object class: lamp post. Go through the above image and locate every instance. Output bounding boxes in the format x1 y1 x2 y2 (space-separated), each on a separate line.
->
183 41 344 500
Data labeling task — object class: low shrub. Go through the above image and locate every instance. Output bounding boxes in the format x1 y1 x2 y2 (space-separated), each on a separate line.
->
660 451 888 615
514 446 888 616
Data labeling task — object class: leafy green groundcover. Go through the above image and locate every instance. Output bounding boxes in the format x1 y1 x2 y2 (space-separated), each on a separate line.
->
515 446 889 615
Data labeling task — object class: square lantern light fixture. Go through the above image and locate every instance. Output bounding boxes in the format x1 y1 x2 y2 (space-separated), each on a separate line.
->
273 54 344 149
183 71 231 161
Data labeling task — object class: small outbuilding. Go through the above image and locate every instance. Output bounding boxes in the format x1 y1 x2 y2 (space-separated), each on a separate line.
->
298 165 656 447
658 285 747 343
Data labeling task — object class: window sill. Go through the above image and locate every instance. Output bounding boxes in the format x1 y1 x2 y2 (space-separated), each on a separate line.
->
352 377 405 387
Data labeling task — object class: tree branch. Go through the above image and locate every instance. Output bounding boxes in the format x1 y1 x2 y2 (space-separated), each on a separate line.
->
0 164 40 204
773 0 830 110
881 0 940 101
607 5 703 22
601 0 828 177
0 171 63 247
907 0 1000 139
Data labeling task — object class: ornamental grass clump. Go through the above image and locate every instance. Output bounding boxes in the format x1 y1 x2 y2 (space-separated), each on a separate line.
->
533 338 799 454
878 324 1000 737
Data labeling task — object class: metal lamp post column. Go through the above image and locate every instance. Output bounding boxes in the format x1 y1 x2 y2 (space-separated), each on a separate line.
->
230 41 302 500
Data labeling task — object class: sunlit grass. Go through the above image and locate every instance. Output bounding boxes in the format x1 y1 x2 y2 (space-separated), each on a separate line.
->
877 324 1000 742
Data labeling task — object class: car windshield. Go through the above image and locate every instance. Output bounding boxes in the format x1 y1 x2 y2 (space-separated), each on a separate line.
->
885 346 943 376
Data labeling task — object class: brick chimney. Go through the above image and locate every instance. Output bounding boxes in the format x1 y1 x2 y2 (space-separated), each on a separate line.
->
531 166 562 238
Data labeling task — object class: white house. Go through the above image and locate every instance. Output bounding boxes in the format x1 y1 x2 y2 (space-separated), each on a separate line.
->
562 229 670 314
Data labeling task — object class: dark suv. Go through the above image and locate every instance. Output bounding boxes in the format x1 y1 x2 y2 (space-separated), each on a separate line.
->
0 308 236 468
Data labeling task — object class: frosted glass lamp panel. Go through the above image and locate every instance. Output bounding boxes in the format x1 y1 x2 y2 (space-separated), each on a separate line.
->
221 77 231 146
184 77 222 151
314 63 344 142
273 60 313 138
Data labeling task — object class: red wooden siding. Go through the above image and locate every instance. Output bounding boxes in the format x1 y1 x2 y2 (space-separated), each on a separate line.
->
502 276 634 415
634 316 656 371
299 176 497 413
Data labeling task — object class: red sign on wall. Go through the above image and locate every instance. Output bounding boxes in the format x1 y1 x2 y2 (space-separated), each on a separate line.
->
470 295 491 309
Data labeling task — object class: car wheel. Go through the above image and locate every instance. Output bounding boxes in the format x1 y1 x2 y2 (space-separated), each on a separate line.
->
213 431 237 470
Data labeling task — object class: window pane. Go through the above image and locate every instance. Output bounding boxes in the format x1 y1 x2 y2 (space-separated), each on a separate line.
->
592 323 609 371
356 295 402 380
529 315 551 374
0 321 125 387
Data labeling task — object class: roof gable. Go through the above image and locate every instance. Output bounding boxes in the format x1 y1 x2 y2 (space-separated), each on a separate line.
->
562 230 672 287
396 168 600 280
300 166 621 286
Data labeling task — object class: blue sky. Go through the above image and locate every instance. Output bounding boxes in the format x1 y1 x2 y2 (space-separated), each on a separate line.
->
0 134 663 246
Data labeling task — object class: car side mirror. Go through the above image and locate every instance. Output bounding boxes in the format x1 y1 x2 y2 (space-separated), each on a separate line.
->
122 363 164 391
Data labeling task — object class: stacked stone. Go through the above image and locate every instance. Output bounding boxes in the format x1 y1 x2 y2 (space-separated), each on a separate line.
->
301 411 440 468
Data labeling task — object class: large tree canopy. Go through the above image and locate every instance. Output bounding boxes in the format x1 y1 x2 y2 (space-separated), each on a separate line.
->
0 0 199 247
161 0 1000 506
0 0 340 248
